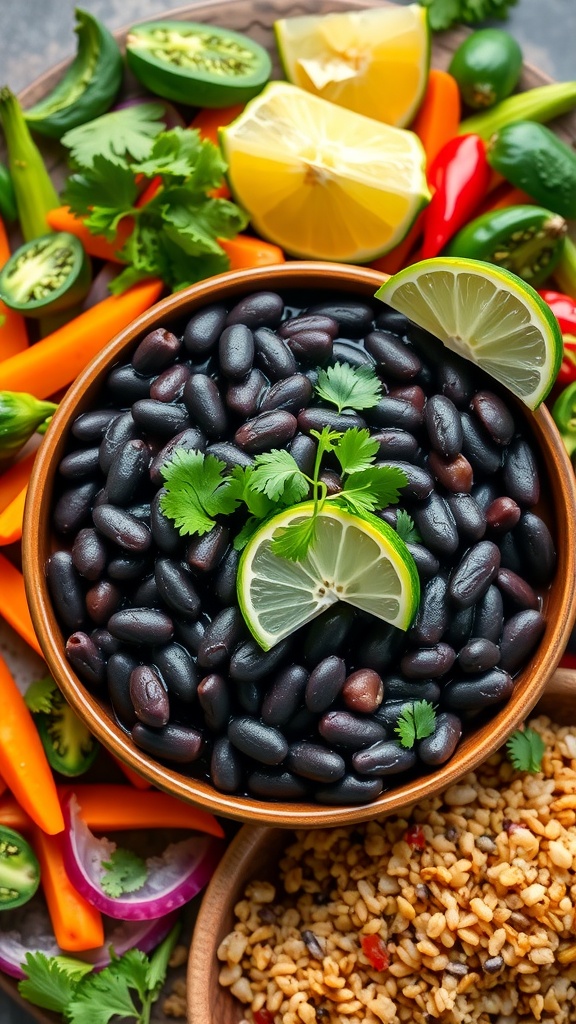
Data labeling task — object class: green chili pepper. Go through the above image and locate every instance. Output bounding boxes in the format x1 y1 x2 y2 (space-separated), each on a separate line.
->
25 676 99 777
0 232 91 318
488 122 576 221
0 826 40 910
24 9 123 139
0 161 17 223
0 88 59 242
0 391 57 463
459 81 576 141
552 380 576 457
555 237 576 301
448 29 523 110
446 205 567 287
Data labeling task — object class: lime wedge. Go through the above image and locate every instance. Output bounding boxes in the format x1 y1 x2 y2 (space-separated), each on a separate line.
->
375 257 563 410
237 502 420 651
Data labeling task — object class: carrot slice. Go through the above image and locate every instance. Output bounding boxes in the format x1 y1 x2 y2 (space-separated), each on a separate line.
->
412 70 461 169
0 484 27 545
0 217 29 357
0 552 42 655
0 652 64 834
0 451 35 514
56 784 225 837
32 826 104 951
220 234 285 269
46 206 133 263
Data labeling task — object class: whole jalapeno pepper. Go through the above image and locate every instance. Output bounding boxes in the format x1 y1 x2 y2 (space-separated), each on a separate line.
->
419 134 491 260
447 205 567 287
23 9 123 138
487 121 576 221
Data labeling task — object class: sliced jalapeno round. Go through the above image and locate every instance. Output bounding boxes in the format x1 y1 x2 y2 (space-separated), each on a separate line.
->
126 21 272 107
34 687 99 777
0 231 91 318
0 826 41 911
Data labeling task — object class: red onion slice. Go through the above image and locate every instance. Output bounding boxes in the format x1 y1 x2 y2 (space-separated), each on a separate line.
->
62 795 223 920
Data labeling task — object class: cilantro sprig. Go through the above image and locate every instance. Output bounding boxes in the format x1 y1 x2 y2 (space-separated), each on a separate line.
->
418 0 517 31
506 727 546 773
315 362 382 414
101 848 148 899
395 701 437 748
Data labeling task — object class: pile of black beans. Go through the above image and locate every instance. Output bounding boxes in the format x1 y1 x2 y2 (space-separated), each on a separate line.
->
47 287 555 806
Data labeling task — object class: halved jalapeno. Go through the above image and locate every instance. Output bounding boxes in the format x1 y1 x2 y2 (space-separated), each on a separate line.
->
0 231 91 318
0 826 41 911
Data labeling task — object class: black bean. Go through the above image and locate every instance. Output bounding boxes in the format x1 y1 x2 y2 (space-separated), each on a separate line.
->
174 615 208 655
150 364 190 403
298 407 367 435
236 679 262 715
444 605 475 649
219 323 255 379
375 461 432 501
472 480 499 515
92 505 151 553
410 575 449 646
71 527 107 580
108 553 150 581
428 452 473 493
352 740 417 776
365 330 421 380
230 637 293 682
227 291 284 329
470 391 515 446
91 628 120 657
287 742 345 783
401 643 456 679
283 707 318 740
442 669 514 711
303 605 356 665
418 713 462 765
425 395 462 458
72 408 121 442
126 501 151 522
331 341 375 368
132 327 181 374
248 770 309 800
390 384 426 411
355 621 406 672
280 314 339 339
502 438 540 507
405 543 440 579
228 717 288 764
341 669 384 714
435 353 475 407
235 409 297 453
86 579 121 625
373 699 414 730
374 306 411 334
497 568 539 610
319 469 341 495
53 480 100 535
205 441 254 471
155 558 200 617
59 447 101 481
473 586 504 644
197 606 246 669
106 440 151 506
262 665 309 727
65 631 106 686
259 374 313 414
108 652 139 727
150 490 182 555
183 303 227 354
149 427 206 485
307 300 374 337
515 511 556 585
132 722 203 763
458 638 501 673
106 365 154 403
183 374 228 438
198 673 230 731
499 610 546 674
133 575 160 608
129 665 170 727
377 508 397 527
315 775 384 804
186 528 229 576
155 643 198 703
449 541 501 608
46 552 85 630
211 737 242 792
286 329 333 363
289 434 317 476
131 399 190 438
372 429 418 462
226 369 268 418
383 677 441 704
446 493 486 542
213 546 240 606
108 608 174 644
366 397 422 432
412 494 459 557
460 413 502 475
100 415 140 476
485 496 521 533
254 327 296 381
318 711 386 749
499 530 524 575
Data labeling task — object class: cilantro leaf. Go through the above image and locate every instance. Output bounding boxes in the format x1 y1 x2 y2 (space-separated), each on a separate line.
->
228 466 276 519
395 701 437 749
333 428 379 475
395 509 422 545
19 953 79 1013
161 191 248 255
145 922 181 996
250 451 309 503
160 449 239 537
337 465 408 515
61 103 166 168
270 515 318 562
25 675 58 714
66 959 142 1024
101 848 148 898
62 157 138 238
309 426 342 455
233 516 263 551
315 362 382 414
134 129 226 191
418 0 517 31
506 727 546 773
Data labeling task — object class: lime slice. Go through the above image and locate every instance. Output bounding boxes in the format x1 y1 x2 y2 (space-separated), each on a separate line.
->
219 81 430 262
274 4 430 128
237 502 420 651
375 257 563 409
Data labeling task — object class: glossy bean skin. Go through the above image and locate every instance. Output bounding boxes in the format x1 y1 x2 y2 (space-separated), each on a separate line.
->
228 717 288 765
418 713 462 765
65 632 106 687
425 395 463 459
155 643 198 703
442 669 514 712
289 434 317 477
286 742 345 783
410 575 449 646
502 438 540 506
259 374 313 414
150 364 190 403
374 306 411 334
53 481 100 535
307 300 374 337
131 399 190 438
472 480 499 515
197 606 246 669
460 413 502 475
341 669 383 714
412 494 459 557
236 679 262 716
485 496 521 533
226 368 268 418
435 353 475 407
497 568 539 610
355 621 406 672
365 330 421 380
107 651 138 727
59 447 101 480
219 323 255 379
254 327 296 381
499 610 546 674
279 314 339 339
235 410 297 453
229 638 293 682
213 547 240 606
331 341 374 368
261 665 309 727
248 770 309 800
378 461 433 500
106 440 150 506
470 391 515 445
286 328 333 363
318 711 386 749
405 543 440 579
92 505 151 553
458 638 501 673
315 775 383 805
132 328 181 374
448 541 501 608
108 608 174 645
383 677 441 704
353 740 417 776
372 429 418 462
211 737 242 793
367 397 422 432
106 365 154 403
85 580 121 625
297 407 367 435
401 643 456 679
150 491 181 554
149 427 206 486
205 442 254 471
174 615 208 656
473 585 504 644
108 553 150 581
186 525 229 573
132 722 203 763
91 629 120 658
428 452 473 493
183 374 228 438
198 673 230 731
226 291 284 329
154 558 200 618
72 527 107 580
373 699 413 730
72 408 120 442
46 552 85 630
99 413 139 474
184 303 227 354
303 605 356 665
129 665 170 727
499 530 524 575
515 512 556 585
133 575 159 608
445 605 475 649
446 493 486 542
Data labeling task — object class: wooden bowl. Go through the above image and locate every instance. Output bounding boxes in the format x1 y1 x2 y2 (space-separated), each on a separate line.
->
23 260 576 828
187 674 576 1024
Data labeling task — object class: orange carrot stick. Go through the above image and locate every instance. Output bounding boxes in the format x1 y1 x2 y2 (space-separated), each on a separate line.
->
32 826 104 951
0 450 36 514
0 277 164 398
46 206 133 263
0 218 29 357
113 756 152 790
220 234 285 269
58 785 225 837
412 70 461 169
370 212 425 276
0 483 26 545
0 795 30 831
0 551 42 655
0 652 64 834
0 774 6 798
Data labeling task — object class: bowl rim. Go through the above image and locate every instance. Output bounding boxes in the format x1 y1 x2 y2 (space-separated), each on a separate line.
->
23 259 576 828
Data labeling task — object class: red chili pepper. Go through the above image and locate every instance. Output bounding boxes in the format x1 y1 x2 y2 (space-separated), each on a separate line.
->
404 823 426 850
418 134 491 261
254 1010 276 1024
539 290 576 384
361 934 390 972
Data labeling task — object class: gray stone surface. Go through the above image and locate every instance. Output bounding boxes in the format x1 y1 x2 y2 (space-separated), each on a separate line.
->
0 0 574 1021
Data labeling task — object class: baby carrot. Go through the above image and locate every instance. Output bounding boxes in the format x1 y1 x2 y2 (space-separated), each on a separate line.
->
32 826 104 951
0 450 35 514
46 206 132 263
220 234 285 269
0 483 26 545
0 277 164 398
57 785 225 837
0 551 42 655
412 70 461 169
0 217 29 357
0 652 64 834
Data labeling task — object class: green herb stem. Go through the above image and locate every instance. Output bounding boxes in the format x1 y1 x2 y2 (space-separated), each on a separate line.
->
0 87 59 241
